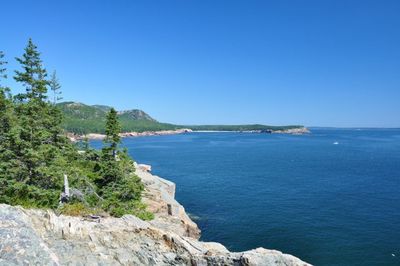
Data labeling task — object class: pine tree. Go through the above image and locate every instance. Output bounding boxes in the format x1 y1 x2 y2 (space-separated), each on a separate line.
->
0 50 10 101
1 42 149 219
0 51 7 86
49 70 62 104
12 39 57 184
48 71 64 145
13 39 50 144
1 41 67 207
14 38 48 101
0 50 12 136
96 108 122 187
103 108 121 159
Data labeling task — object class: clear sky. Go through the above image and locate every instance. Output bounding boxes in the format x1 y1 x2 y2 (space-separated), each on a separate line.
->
1 0 399 127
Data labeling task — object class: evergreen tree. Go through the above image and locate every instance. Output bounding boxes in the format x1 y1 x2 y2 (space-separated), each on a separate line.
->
96 108 122 187
0 50 10 107
0 42 151 219
12 39 59 185
0 51 7 85
0 50 12 137
13 39 51 145
14 38 48 101
49 70 62 104
48 71 64 145
103 108 121 159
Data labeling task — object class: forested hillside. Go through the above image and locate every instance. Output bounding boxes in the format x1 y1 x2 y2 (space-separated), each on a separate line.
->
59 102 305 134
58 102 179 134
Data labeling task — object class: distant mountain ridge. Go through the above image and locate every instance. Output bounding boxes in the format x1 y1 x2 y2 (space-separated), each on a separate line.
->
118 109 157 122
59 102 157 121
58 101 306 134
58 102 178 134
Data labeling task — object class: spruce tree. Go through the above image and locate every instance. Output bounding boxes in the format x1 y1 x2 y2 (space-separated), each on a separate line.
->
0 50 10 103
103 108 121 159
0 51 15 153
48 71 64 145
97 108 122 187
0 50 12 136
0 51 7 85
0 42 149 219
1 41 67 207
49 70 62 104
14 38 48 101
12 39 58 185
14 39 51 145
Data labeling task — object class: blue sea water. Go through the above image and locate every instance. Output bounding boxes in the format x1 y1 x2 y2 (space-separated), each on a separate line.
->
93 129 400 265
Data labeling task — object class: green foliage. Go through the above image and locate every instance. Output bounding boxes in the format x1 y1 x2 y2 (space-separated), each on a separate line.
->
59 202 104 217
57 101 304 134
0 178 60 209
57 101 180 134
0 50 7 83
14 38 48 101
104 108 121 158
59 202 90 216
0 51 12 137
185 124 304 131
49 70 62 104
0 40 152 220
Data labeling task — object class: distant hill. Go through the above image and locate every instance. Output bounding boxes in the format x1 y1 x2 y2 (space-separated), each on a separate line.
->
91 104 112 112
58 101 305 134
58 102 179 134
118 109 157 122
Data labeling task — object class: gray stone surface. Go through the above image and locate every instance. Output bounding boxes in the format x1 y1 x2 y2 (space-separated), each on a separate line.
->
0 168 311 266
136 166 201 239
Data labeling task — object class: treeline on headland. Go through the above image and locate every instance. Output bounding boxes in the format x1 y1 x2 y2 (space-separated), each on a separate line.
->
185 124 304 132
0 39 152 219
59 101 305 135
58 101 181 134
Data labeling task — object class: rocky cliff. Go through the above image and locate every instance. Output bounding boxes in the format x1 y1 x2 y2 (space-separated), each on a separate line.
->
272 127 310 135
0 167 311 266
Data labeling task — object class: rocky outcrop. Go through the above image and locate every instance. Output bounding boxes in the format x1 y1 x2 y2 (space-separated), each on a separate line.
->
69 129 193 141
136 165 200 239
0 204 310 265
0 167 311 266
137 163 152 172
272 127 310 135
120 129 193 138
68 127 310 142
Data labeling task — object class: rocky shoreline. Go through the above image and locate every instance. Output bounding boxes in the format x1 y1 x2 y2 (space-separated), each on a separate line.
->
0 165 311 265
271 127 310 135
68 128 193 141
68 127 310 141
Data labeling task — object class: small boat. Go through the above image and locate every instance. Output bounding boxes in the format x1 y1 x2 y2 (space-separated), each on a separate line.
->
333 142 339 145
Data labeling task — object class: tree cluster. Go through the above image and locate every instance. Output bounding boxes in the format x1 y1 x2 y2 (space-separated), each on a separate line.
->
0 39 152 219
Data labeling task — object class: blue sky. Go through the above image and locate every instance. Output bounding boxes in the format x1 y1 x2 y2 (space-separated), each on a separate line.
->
1 0 399 127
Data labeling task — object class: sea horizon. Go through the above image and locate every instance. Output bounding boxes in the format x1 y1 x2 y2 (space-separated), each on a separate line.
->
91 128 400 265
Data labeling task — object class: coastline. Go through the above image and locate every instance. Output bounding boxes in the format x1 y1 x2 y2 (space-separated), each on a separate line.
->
0 163 311 265
67 127 310 141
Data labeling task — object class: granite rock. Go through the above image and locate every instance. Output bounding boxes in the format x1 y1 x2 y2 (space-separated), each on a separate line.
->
0 167 311 266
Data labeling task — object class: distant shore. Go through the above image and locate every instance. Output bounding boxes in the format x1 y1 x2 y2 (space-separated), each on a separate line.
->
67 127 310 141
190 127 310 134
67 128 193 141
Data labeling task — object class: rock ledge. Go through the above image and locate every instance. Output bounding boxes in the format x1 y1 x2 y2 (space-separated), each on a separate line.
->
0 167 311 266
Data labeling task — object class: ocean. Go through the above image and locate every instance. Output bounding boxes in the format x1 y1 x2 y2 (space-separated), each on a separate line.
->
92 129 400 265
